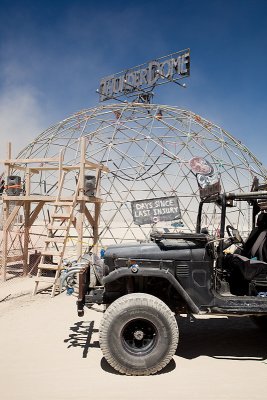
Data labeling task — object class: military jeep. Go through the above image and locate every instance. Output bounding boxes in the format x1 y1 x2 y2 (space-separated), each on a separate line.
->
75 190 267 375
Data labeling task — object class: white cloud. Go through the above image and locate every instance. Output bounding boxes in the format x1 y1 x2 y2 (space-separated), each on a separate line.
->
0 85 45 165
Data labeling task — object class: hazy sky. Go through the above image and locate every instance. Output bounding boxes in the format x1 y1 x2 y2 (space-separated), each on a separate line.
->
0 0 267 165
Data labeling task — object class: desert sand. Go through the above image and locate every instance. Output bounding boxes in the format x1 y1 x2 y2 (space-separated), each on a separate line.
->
0 278 267 400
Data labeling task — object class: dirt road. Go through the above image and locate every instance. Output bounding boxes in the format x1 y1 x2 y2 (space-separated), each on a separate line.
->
0 282 266 400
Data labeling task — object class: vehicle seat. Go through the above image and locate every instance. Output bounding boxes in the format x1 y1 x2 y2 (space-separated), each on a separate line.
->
242 212 267 262
225 253 267 281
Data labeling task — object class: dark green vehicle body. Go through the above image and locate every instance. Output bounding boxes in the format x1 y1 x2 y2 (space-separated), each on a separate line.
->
78 191 267 317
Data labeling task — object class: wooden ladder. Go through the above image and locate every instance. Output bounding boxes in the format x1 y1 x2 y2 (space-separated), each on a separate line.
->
32 173 81 297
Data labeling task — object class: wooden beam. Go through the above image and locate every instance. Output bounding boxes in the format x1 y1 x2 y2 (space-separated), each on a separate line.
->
28 168 40 174
21 164 107 172
7 164 39 174
1 157 59 164
6 255 24 262
25 168 30 196
55 171 66 202
3 201 23 231
80 137 86 194
78 195 103 202
7 164 108 172
58 150 64 190
1 201 9 281
92 202 101 254
28 201 45 227
1 195 104 202
29 165 79 171
92 167 102 253
94 203 101 224
95 169 101 198
84 160 109 173
84 206 95 226
23 202 31 276
27 166 63 171
76 201 85 260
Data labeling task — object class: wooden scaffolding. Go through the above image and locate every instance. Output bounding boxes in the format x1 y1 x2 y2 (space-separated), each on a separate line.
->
0 138 109 287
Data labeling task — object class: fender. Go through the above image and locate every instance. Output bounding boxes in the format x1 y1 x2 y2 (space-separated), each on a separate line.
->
103 267 200 314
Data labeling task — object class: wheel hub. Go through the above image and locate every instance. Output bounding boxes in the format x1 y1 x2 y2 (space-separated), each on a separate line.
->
121 318 158 354
133 330 144 340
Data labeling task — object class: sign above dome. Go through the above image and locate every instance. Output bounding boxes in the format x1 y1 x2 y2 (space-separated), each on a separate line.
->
98 48 190 102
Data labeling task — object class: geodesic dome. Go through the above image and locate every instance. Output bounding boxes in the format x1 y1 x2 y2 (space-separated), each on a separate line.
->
16 102 267 245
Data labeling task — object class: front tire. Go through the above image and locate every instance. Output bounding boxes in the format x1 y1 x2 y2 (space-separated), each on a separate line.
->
99 293 179 376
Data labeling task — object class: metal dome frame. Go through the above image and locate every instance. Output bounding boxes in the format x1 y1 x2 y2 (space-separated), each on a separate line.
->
15 103 267 241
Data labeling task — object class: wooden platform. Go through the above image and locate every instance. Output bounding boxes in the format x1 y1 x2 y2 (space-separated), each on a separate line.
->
1 139 109 282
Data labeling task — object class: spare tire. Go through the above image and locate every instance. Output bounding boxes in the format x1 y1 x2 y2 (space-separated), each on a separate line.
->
99 293 179 376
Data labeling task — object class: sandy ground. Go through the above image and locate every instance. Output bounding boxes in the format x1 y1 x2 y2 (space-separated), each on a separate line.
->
0 278 267 400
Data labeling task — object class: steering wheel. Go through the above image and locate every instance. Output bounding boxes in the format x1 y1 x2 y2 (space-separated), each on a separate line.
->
226 225 244 244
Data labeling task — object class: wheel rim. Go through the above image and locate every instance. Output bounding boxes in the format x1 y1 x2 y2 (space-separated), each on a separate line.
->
121 318 158 355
